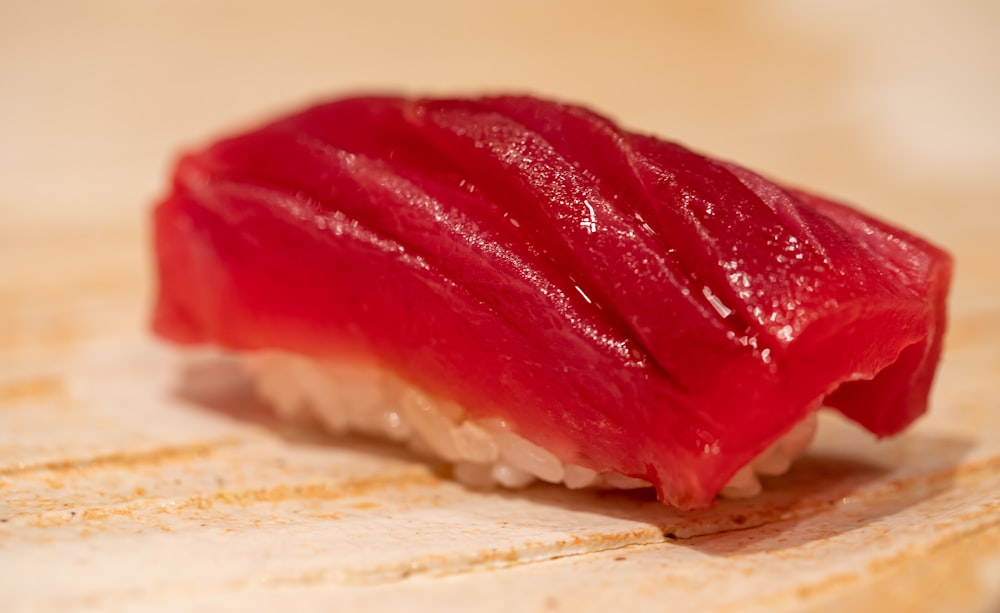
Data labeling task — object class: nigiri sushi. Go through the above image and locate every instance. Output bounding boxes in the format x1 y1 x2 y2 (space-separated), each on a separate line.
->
152 94 952 510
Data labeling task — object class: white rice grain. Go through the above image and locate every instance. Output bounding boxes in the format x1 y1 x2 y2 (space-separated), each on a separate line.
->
244 351 819 500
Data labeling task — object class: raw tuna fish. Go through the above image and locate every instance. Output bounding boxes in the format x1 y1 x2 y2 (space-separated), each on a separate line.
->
152 95 952 509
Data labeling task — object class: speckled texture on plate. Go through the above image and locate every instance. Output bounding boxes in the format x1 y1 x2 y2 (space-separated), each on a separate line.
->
2 1 999 611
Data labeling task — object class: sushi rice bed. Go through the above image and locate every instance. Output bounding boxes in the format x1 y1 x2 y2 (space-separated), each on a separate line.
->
246 352 819 500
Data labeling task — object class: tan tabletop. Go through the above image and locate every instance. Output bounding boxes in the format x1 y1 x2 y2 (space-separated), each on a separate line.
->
2 1 999 611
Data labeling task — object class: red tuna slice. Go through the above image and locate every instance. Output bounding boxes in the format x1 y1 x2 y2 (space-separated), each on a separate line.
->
152 95 952 509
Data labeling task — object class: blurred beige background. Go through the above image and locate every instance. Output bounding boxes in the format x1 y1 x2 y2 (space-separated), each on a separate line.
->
2 0 998 236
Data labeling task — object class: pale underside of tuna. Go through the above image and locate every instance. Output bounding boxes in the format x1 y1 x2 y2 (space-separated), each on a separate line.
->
152 95 952 509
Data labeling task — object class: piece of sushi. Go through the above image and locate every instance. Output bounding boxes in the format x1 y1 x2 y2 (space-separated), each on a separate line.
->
152 94 952 510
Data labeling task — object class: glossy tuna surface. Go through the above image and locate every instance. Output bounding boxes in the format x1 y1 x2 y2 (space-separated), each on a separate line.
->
152 95 952 509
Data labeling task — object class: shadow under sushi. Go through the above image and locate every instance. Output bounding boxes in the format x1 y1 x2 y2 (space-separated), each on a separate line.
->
173 354 974 553
484 430 973 554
